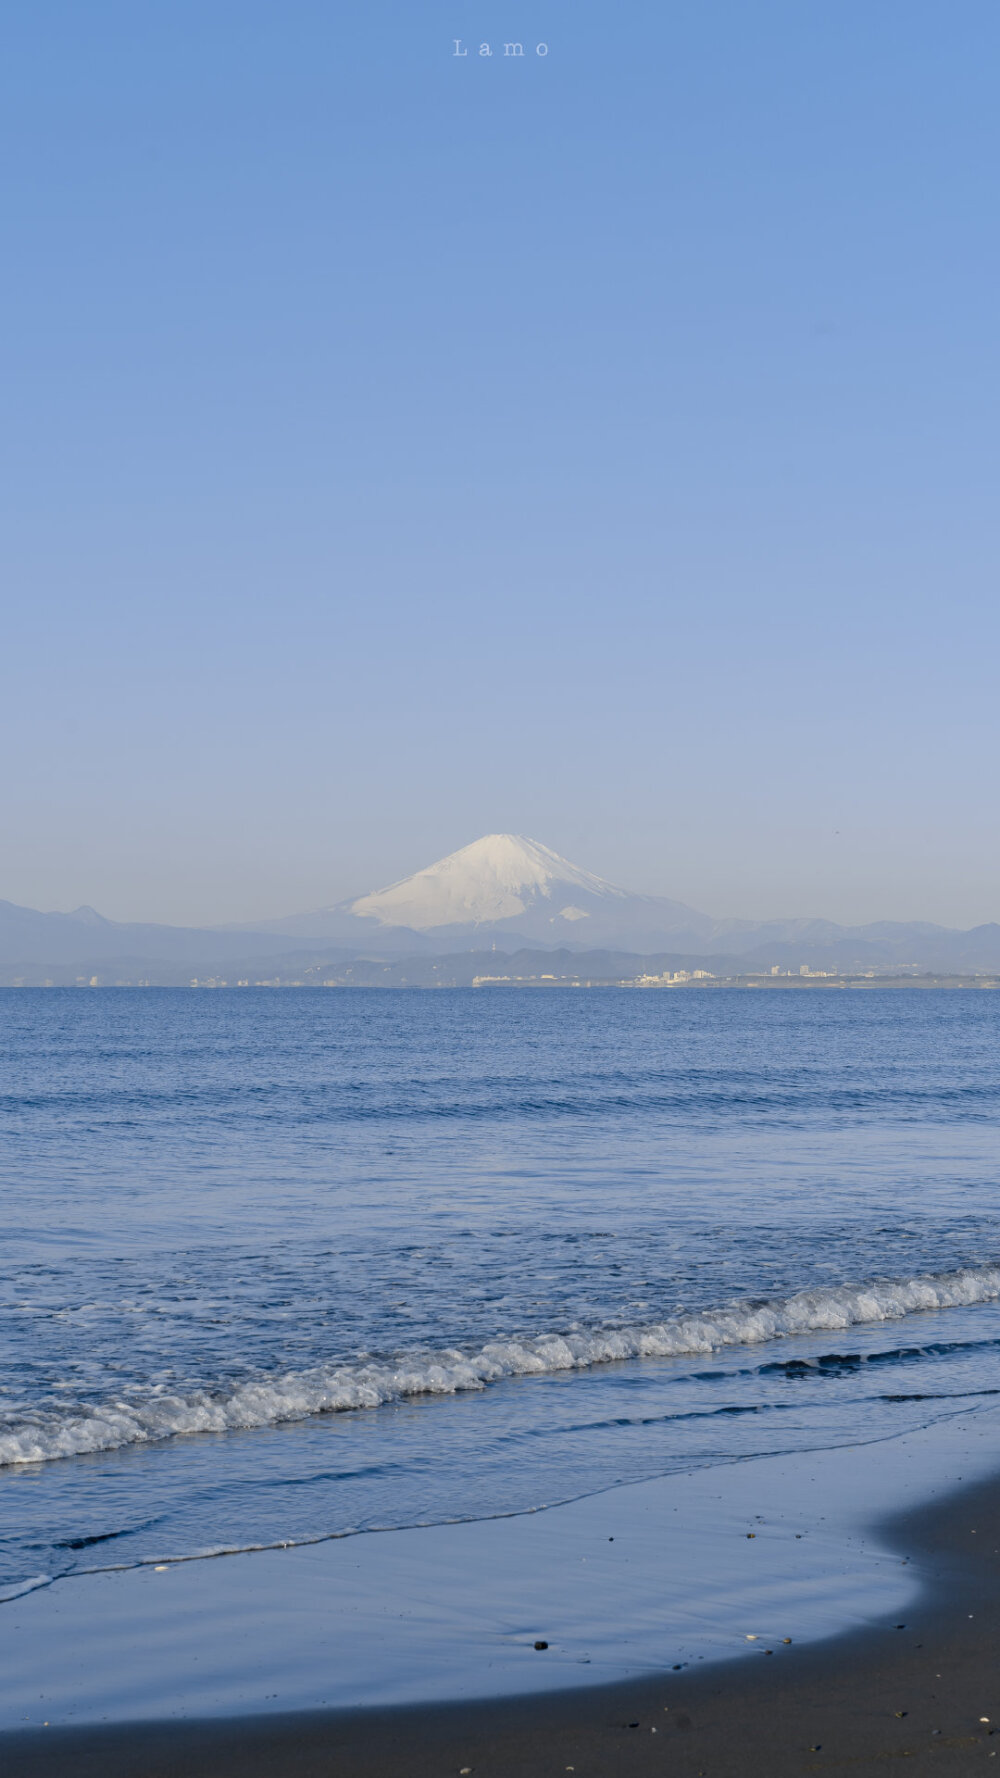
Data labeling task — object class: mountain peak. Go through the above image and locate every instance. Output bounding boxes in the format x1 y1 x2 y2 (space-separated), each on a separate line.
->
67 905 109 926
347 833 628 930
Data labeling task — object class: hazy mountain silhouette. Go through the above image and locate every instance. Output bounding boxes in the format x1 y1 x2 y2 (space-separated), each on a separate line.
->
3 834 1000 975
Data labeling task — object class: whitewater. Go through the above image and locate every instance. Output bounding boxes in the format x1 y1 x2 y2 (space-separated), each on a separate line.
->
3 985 1000 1595
6 1264 1000 1468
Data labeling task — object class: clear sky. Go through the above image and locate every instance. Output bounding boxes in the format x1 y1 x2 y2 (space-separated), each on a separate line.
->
3 2 998 929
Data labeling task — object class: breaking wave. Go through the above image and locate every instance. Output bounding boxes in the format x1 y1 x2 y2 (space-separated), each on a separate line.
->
4 1263 1000 1468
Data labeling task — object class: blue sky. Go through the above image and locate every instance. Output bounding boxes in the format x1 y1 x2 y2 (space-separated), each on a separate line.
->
3 2 998 927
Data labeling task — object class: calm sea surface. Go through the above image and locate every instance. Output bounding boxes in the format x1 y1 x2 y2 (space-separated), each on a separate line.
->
2 987 1000 1600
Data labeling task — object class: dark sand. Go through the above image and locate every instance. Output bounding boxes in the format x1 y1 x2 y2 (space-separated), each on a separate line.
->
5 1468 1000 1778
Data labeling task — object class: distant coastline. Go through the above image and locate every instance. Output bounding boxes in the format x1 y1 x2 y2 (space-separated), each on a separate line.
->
3 962 999 990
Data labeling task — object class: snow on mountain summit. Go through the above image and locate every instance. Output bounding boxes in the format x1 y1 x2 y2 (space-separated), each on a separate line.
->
348 834 628 930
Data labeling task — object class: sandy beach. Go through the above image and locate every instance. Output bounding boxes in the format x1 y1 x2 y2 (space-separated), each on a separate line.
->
5 1407 1000 1777
5 1467 1000 1777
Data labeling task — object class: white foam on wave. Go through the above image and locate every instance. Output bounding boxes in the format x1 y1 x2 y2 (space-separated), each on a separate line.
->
0 1575 52 1603
4 1264 1000 1468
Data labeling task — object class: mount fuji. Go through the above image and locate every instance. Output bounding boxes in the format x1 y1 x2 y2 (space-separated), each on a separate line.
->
262 834 715 949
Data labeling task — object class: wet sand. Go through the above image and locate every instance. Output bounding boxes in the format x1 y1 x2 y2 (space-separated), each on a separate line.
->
5 1463 1000 1777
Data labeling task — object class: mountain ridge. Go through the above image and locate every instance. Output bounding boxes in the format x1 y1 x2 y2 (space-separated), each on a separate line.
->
2 835 999 973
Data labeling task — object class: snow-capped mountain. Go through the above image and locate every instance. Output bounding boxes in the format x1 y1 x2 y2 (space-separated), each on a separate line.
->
265 834 713 948
352 834 630 930
348 833 616 929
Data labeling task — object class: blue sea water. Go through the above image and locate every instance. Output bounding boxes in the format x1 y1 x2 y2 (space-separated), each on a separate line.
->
2 987 1000 1602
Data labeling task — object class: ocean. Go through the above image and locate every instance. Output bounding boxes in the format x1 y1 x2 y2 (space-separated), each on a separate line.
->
3 986 1000 1608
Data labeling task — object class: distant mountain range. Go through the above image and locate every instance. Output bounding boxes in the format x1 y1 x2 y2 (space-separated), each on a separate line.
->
3 833 1000 980
0 900 315 969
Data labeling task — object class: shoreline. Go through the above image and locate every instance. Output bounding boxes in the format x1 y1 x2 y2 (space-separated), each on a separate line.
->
5 1466 1000 1775
6 1423 1000 1775
5 977 1000 990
